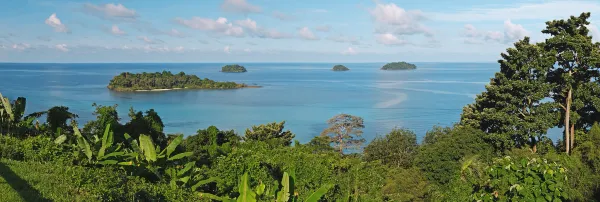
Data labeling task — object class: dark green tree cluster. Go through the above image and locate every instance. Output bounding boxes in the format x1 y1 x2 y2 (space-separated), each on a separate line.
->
221 64 247 73
460 12 600 155
107 71 247 91
381 61 417 70
332 65 350 71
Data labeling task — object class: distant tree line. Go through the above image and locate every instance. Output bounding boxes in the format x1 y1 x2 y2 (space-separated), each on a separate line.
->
107 71 246 91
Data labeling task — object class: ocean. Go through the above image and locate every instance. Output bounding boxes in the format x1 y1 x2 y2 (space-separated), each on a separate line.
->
0 62 558 143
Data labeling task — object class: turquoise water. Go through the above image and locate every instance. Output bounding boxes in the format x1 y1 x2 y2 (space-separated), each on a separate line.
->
0 62 518 142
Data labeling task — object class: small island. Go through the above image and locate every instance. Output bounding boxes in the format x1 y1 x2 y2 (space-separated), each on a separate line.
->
107 71 258 92
221 64 247 73
381 62 417 70
332 65 350 71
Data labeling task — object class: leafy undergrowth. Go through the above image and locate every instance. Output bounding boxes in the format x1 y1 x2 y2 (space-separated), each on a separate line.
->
0 159 206 202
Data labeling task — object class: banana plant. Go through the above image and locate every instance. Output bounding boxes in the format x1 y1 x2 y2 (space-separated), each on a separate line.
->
69 123 126 165
226 172 333 202
119 133 193 180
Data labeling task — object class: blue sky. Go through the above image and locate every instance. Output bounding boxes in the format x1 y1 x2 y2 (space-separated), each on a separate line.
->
1 0 600 62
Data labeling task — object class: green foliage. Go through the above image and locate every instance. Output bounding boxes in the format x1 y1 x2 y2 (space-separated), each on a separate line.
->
472 156 570 201
422 125 452 145
46 106 78 134
124 107 167 147
222 64 248 73
460 37 557 152
332 65 349 71
415 127 493 185
321 114 365 153
183 126 240 167
107 71 247 91
364 128 418 168
244 121 295 147
0 159 205 202
574 123 600 172
380 62 417 70
382 167 429 201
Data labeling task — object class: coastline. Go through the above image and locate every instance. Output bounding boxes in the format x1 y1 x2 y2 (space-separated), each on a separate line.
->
112 85 262 92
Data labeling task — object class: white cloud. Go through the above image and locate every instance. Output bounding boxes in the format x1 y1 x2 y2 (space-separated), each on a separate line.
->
111 25 126 35
341 47 357 55
503 20 529 43
235 18 258 32
45 13 68 33
369 3 432 37
298 27 319 40
55 44 69 52
234 18 291 39
166 29 185 38
586 24 600 42
462 22 526 44
137 36 164 44
224 46 231 53
244 48 251 52
176 17 244 37
376 33 408 46
173 46 184 53
11 43 31 51
430 1 600 22
327 34 360 44
83 3 138 21
315 25 331 32
273 11 295 21
221 0 261 14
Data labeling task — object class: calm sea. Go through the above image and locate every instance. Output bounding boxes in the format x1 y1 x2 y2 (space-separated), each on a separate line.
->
0 62 560 143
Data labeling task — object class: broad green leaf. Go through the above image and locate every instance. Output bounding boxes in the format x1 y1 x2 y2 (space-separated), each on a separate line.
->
98 151 125 160
199 192 228 201
168 152 193 161
0 93 14 120
118 161 135 166
237 172 257 202
124 133 141 153
305 184 333 202
139 134 157 162
179 176 190 184
165 134 183 158
276 172 291 202
177 162 195 176
54 134 67 144
74 125 92 161
98 123 112 158
191 177 218 191
97 160 119 165
255 181 265 196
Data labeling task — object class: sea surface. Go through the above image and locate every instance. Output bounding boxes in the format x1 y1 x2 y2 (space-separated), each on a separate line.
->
0 62 559 143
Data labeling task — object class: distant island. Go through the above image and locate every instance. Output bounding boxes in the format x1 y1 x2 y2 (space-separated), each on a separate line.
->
332 65 350 71
381 62 417 70
107 71 257 92
221 64 247 73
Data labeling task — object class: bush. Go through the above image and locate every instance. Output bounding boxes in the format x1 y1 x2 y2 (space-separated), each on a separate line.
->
415 127 493 185
0 136 73 163
0 159 206 202
364 128 418 168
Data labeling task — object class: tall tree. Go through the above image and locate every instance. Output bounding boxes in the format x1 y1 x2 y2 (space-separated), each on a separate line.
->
46 106 78 133
542 12 600 153
320 114 365 154
460 37 557 152
244 121 295 147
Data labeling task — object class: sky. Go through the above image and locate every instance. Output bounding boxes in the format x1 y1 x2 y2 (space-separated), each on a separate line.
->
1 0 600 63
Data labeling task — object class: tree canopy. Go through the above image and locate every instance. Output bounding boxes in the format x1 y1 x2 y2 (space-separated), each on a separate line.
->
107 71 247 91
332 65 349 71
381 62 417 70
221 64 247 73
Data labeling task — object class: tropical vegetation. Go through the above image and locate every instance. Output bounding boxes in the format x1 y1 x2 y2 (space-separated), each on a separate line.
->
332 65 349 71
1 12 600 202
380 61 417 70
221 64 248 73
107 71 248 91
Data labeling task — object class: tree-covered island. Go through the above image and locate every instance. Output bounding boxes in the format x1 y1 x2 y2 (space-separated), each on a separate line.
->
107 71 255 92
332 65 350 71
221 64 247 72
381 62 417 70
